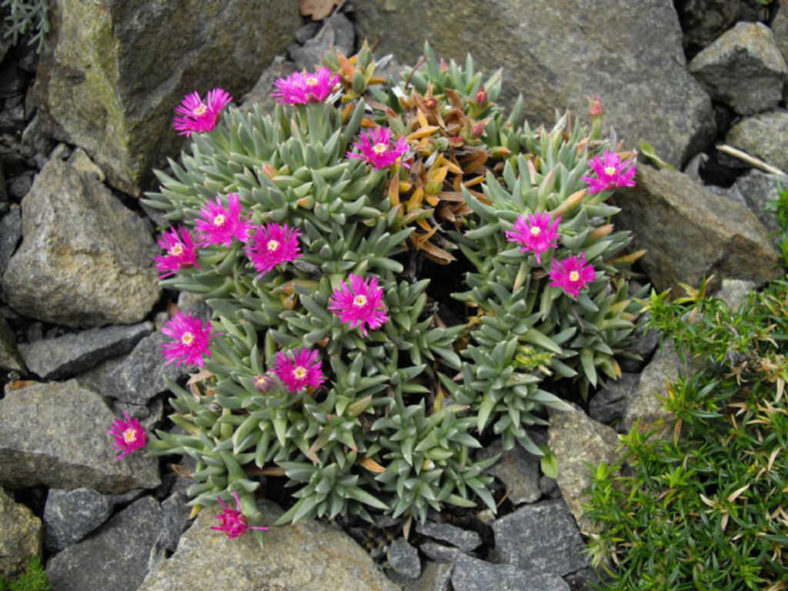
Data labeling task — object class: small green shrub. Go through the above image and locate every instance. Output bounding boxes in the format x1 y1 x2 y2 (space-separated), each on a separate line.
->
1 0 49 53
0 557 51 591
769 181 788 267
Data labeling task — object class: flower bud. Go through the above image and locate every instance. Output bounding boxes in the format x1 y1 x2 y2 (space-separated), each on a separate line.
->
476 88 488 105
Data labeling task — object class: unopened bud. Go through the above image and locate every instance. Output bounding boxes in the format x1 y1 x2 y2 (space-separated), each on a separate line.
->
587 94 603 117
476 88 488 105
253 374 274 393
424 96 438 110
471 122 485 137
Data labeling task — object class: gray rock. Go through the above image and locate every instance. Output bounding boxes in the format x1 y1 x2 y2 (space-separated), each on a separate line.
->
539 476 558 497
403 561 452 591
240 55 299 114
725 170 786 245
416 520 482 552
0 316 25 373
676 0 741 53
290 12 355 69
616 166 781 294
388 537 422 580
419 541 463 563
726 110 788 173
714 278 756 311
6 170 33 200
138 500 398 591
44 488 113 551
0 487 42 577
0 204 21 276
589 372 640 426
295 22 322 44
67 147 106 181
155 487 192 555
356 0 714 167
111 398 165 432
619 321 660 373
452 554 570 591
478 438 541 505
492 499 588 576
548 404 620 532
773 4 788 68
35 1 300 196
0 380 160 493
18 321 152 380
46 496 163 591
689 22 787 115
1 158 160 327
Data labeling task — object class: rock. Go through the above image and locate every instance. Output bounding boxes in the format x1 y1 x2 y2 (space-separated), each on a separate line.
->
1 158 161 327
589 372 640 426
18 321 152 380
46 496 163 591
7 170 33 200
388 537 421 580
724 170 786 246
714 278 756 311
290 12 355 69
452 554 570 591
726 111 788 174
415 520 482 552
295 22 322 44
0 316 25 373
0 204 21 276
419 541 463 563
35 1 300 196
492 499 588 576
0 380 160 493
478 438 541 505
548 404 620 532
43 488 113 551
615 166 781 294
138 500 399 591
0 487 42 577
240 55 298 114
356 0 714 167
67 147 106 181
689 22 787 115
675 0 741 55
773 4 788 66
539 476 558 497
619 320 660 373
154 486 192 555
403 561 452 591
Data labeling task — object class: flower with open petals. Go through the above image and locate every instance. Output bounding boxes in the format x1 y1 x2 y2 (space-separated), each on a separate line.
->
274 348 325 393
161 312 216 367
154 226 199 279
245 223 302 277
549 253 597 299
107 412 147 460
328 274 388 336
346 127 409 170
505 212 561 264
581 150 636 194
195 193 252 247
211 491 268 540
173 88 232 137
271 67 340 105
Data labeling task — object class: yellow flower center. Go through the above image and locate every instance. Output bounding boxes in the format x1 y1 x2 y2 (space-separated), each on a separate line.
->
372 143 388 155
306 77 319 87
213 214 226 226
122 428 137 443
169 243 184 256
569 271 580 282
181 331 195 345
604 166 616 176
353 295 368 307
530 226 541 237
193 104 208 116
293 366 307 380
267 240 280 252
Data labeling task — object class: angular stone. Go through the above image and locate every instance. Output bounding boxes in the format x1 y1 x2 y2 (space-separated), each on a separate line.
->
589 372 640 426
419 541 462 563
715 278 756 311
35 0 300 196
18 321 152 380
452 554 570 591
676 0 741 54
618 320 660 373
548 404 621 532
154 487 192 555
492 499 588 576
0 204 21 277
290 12 355 69
0 380 160 493
615 166 781 293
726 111 788 175
724 170 786 246
415 520 482 552
240 56 298 115
0 316 25 373
1 158 160 327
0 487 42 577
773 4 788 67
403 561 452 591
388 537 421 580
46 496 163 591
356 0 714 167
689 22 787 115
44 488 113 551
138 500 399 591
478 438 541 505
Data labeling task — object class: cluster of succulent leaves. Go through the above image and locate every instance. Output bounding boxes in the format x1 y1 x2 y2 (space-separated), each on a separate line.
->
585 277 788 590
1 0 49 53
0 557 51 591
143 42 643 530
769 181 788 267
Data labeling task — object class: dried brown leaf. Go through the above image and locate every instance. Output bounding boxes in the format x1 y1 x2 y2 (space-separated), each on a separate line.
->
299 0 344 20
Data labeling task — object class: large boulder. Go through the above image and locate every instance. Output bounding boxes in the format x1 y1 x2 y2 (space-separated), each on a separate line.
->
44 488 114 551
2 158 160 327
0 487 42 577
34 0 300 196
356 0 714 167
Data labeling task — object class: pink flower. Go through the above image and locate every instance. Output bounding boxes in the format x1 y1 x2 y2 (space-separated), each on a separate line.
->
195 193 252 248
173 88 232 137
161 312 216 367
273 348 325 393
271 67 340 105
211 491 268 540
328 274 388 336
245 223 302 277
346 127 409 170
505 212 561 264
154 226 199 279
549 253 597 299
581 150 636 194
107 412 147 460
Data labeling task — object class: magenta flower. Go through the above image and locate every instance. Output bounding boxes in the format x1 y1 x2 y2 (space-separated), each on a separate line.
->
107 412 147 460
505 212 562 264
346 127 409 170
173 88 232 137
195 193 252 248
211 491 268 540
581 150 636 194
549 253 597 299
161 312 216 367
271 67 340 105
273 348 325 393
245 223 302 277
154 226 199 279
328 274 389 336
